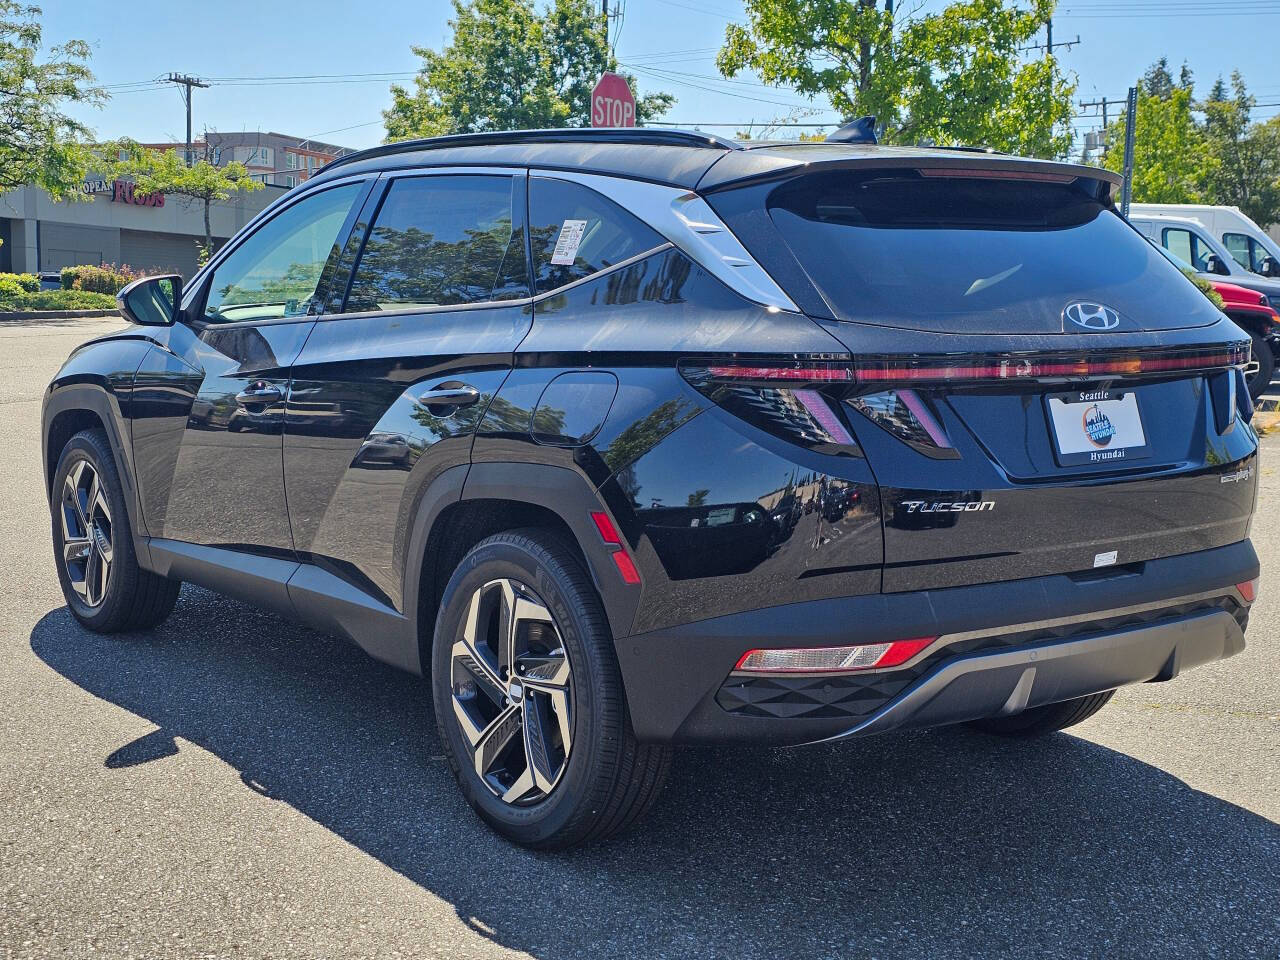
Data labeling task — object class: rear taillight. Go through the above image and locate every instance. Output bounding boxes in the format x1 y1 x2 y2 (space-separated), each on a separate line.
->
734 637 938 674
685 344 1249 389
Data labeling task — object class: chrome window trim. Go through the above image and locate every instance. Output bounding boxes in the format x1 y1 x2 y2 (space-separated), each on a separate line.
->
529 169 800 314
530 241 674 303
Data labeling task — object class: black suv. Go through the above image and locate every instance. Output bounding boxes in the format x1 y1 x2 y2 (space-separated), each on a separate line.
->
43 129 1259 849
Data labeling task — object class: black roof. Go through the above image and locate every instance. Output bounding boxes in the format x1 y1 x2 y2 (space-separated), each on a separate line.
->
308 128 1121 195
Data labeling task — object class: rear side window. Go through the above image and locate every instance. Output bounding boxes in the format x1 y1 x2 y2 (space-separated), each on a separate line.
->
342 175 527 313
528 178 665 295
761 169 1217 334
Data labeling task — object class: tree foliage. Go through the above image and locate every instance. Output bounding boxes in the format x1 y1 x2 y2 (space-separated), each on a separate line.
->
1102 83 1207 204
0 1 105 197
1201 73 1280 228
717 0 1075 156
118 143 263 253
383 0 673 139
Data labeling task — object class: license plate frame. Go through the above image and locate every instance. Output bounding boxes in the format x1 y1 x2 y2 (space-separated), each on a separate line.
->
1044 388 1150 467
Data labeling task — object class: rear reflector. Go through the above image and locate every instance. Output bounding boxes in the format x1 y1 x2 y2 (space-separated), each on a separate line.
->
590 511 641 585
1236 579 1258 603
734 637 937 674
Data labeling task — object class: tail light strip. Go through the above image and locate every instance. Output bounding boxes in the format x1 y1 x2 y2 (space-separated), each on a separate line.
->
700 342 1250 386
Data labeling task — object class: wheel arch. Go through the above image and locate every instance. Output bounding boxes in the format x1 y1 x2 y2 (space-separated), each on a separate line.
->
405 462 640 674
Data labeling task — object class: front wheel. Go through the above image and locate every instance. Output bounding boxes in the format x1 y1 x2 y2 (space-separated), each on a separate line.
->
51 429 180 633
431 529 670 849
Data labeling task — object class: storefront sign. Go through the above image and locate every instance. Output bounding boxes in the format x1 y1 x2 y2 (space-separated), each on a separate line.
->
112 179 165 208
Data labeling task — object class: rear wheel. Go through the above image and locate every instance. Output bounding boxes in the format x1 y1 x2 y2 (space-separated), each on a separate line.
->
431 529 670 849
1246 332 1274 402
967 690 1115 738
51 429 180 633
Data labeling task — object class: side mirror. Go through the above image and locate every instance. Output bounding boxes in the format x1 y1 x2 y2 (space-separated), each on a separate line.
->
117 274 182 327
1260 256 1280 278
1203 253 1228 275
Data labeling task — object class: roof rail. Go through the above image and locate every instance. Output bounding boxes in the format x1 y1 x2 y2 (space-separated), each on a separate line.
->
320 127 741 175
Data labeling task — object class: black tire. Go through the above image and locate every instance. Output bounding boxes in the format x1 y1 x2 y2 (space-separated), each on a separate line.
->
431 528 670 849
967 690 1115 738
50 428 180 633
1246 332 1274 402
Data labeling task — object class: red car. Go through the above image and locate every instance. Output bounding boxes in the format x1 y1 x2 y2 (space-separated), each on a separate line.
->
1212 280 1280 397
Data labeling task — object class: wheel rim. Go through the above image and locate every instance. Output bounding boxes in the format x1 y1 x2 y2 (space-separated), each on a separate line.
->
450 578 574 805
60 459 112 608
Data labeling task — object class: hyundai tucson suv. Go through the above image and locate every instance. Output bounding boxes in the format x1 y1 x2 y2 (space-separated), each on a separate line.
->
43 129 1260 850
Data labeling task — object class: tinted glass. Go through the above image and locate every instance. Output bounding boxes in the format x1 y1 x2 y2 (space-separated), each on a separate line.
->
343 175 526 312
203 183 361 324
529 178 664 295
1224 232 1252 270
766 170 1215 332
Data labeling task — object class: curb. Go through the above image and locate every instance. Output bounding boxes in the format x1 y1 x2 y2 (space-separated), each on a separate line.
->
0 309 121 321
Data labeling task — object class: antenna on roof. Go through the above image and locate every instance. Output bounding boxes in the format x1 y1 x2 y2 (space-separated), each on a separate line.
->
825 116 878 145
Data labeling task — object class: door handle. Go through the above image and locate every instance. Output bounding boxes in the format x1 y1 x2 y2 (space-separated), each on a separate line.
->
235 382 283 406
417 382 480 410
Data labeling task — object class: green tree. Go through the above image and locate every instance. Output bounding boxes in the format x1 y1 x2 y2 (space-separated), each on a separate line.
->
1102 66 1208 204
384 0 674 139
0 1 105 198
716 0 1075 156
1200 73 1280 228
119 143 263 254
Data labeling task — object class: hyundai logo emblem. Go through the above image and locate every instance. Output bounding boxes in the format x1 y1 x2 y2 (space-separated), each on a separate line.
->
1064 302 1121 331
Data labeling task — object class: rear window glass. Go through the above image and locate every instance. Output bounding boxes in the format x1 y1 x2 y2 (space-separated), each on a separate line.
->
766 170 1214 333
529 178 665 295
343 175 526 313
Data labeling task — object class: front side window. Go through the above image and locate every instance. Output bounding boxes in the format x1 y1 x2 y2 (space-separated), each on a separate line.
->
1224 232 1267 273
528 177 665 295
342 175 526 313
1163 228 1217 272
202 182 361 324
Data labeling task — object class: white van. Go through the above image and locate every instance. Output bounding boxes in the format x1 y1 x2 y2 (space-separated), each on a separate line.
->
1127 213 1280 298
1129 203 1280 278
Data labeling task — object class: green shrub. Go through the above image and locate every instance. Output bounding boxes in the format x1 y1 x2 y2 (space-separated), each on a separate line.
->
0 272 40 292
0 289 117 312
0 276 26 302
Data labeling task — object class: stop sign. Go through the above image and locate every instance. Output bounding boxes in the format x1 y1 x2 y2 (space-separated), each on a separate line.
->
591 72 636 128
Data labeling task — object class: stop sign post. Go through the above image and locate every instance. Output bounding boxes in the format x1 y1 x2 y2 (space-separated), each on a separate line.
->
591 72 635 128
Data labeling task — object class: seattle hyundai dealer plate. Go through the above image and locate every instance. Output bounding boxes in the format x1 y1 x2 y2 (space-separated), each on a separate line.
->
1046 389 1150 465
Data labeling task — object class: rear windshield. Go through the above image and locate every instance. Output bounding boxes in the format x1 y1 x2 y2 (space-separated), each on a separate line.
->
767 170 1216 333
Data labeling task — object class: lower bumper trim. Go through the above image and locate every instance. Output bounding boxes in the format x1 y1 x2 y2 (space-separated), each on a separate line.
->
813 607 1244 744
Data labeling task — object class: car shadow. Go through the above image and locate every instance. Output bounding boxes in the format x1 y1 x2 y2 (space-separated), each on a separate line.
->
31 587 1280 959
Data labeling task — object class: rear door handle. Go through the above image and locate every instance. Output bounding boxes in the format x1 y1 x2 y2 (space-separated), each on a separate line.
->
236 382 283 405
417 382 480 409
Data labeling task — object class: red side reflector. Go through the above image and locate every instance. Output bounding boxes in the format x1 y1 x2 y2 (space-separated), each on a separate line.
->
590 511 622 545
591 511 640 585
612 551 642 585
1236 579 1257 603
873 637 939 668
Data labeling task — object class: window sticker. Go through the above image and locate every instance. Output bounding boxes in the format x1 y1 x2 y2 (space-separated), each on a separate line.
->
551 219 589 265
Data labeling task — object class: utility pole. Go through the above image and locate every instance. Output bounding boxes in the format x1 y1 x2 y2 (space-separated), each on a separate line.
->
601 0 608 45
1019 17 1079 55
1121 85 1138 218
163 73 209 167
1079 96 1111 158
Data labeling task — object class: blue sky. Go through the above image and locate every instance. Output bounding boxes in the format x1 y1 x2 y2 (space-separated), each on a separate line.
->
43 0 1280 153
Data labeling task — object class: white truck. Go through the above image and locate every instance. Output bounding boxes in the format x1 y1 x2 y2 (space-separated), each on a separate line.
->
1129 203 1280 279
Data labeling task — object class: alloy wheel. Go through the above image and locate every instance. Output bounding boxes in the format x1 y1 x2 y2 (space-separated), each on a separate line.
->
60 459 112 608
450 578 574 805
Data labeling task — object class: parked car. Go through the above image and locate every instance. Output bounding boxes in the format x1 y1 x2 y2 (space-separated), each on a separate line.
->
1130 203 1280 279
1130 212 1280 304
1149 239 1280 398
43 129 1259 850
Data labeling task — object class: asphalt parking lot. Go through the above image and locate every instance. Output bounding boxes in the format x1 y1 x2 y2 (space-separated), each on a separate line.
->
1 315 1277 960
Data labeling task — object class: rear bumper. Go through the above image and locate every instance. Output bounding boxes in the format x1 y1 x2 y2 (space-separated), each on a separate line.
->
616 539 1257 744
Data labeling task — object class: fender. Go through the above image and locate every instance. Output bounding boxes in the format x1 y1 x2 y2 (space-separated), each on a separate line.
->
451 461 644 644
42 337 156 564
